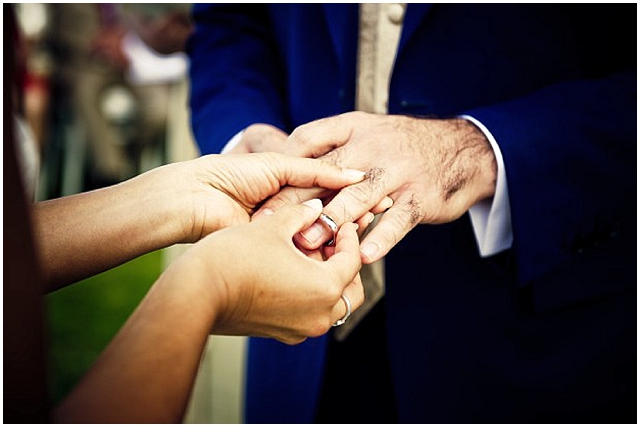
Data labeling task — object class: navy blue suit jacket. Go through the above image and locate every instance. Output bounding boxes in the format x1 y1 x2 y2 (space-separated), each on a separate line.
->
188 4 636 422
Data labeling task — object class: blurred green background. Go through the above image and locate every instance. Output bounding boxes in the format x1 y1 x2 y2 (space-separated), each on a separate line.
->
44 250 163 406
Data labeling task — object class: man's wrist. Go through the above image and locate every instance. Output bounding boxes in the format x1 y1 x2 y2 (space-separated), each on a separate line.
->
459 117 498 203
433 117 497 208
459 114 513 257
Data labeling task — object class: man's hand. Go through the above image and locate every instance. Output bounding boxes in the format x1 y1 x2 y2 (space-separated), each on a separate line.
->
226 122 391 232
259 111 498 263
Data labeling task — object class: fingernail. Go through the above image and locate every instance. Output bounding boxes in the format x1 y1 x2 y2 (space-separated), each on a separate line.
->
342 168 366 181
380 197 394 210
300 222 327 245
365 212 375 224
360 241 380 262
302 198 323 212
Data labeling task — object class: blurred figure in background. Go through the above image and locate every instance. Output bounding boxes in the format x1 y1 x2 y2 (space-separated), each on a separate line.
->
120 3 194 55
44 4 135 192
12 3 50 200
38 4 193 197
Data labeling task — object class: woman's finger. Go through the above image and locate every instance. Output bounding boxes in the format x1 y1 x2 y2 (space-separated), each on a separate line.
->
257 198 324 236
272 153 366 190
324 222 362 286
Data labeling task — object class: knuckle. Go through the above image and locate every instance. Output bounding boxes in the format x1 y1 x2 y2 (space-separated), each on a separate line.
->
319 148 342 166
281 335 307 346
342 187 373 216
325 202 353 225
324 283 344 302
396 194 423 227
364 167 386 186
307 318 332 338
349 182 376 204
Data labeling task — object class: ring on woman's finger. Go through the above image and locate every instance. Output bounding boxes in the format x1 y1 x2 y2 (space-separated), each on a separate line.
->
332 294 351 327
318 213 338 246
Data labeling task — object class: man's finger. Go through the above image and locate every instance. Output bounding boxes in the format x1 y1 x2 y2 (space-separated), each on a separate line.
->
358 202 420 264
296 176 391 249
283 114 354 158
371 196 394 214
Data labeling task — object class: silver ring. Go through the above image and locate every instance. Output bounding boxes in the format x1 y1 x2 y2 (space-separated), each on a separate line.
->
318 213 338 246
332 294 352 327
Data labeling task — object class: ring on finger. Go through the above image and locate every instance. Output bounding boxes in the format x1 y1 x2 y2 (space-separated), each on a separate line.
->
332 294 352 327
318 213 338 246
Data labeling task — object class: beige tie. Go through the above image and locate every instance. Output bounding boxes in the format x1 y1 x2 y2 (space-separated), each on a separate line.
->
334 3 406 341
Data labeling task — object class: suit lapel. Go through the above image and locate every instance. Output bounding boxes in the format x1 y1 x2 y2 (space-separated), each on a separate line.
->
322 3 359 83
320 3 432 98
399 3 433 53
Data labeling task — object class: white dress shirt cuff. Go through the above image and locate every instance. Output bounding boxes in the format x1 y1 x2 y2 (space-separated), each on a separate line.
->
460 115 513 257
221 129 245 154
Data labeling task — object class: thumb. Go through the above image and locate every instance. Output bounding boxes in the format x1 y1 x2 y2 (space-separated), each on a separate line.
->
324 222 362 282
261 198 324 236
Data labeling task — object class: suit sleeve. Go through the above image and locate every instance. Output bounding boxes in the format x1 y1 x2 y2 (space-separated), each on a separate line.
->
465 68 636 287
186 4 288 154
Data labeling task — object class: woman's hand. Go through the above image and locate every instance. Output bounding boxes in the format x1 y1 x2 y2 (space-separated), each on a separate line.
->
53 199 363 423
169 199 364 344
170 152 366 242
33 152 363 291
